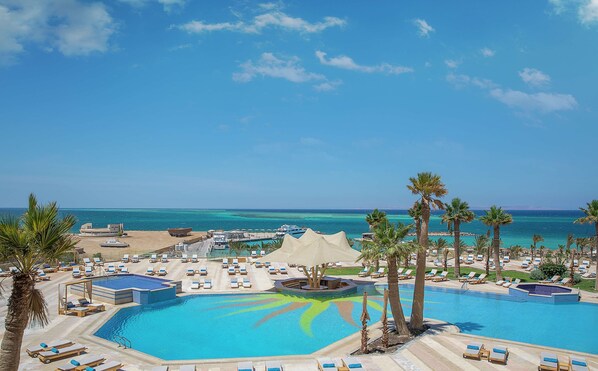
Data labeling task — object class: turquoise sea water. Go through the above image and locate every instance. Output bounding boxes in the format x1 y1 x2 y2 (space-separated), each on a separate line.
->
95 286 598 359
0 208 593 249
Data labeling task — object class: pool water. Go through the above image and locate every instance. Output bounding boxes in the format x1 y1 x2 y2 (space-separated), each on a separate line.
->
92 275 169 290
95 285 598 360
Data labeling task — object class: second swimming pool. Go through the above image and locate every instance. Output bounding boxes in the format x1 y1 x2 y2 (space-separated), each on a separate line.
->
95 285 598 360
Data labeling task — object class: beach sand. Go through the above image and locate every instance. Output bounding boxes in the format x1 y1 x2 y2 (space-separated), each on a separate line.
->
74 230 207 261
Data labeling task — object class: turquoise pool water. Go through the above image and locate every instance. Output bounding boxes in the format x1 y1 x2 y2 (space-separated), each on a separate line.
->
95 286 598 360
92 275 169 290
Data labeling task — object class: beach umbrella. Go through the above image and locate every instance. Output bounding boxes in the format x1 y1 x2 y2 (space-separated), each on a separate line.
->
360 291 370 353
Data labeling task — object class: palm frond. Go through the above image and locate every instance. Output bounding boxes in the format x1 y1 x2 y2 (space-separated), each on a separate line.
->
28 288 49 328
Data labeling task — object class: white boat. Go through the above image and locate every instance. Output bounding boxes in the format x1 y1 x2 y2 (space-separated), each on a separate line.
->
213 232 228 250
100 239 129 248
275 225 306 238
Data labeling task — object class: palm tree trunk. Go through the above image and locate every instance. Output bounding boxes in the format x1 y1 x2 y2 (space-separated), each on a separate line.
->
0 274 34 371
485 247 490 275
454 221 461 278
410 206 429 332
493 226 502 281
386 256 410 336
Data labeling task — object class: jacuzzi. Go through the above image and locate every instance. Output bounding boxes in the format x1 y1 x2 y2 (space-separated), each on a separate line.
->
509 283 580 304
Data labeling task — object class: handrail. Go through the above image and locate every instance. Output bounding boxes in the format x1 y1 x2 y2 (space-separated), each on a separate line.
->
114 335 132 349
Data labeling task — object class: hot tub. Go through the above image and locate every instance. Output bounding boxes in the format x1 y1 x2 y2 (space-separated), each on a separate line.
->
509 283 580 304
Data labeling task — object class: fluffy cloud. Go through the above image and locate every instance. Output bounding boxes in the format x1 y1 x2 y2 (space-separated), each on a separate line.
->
480 47 495 57
444 59 460 69
413 19 434 37
447 73 577 115
176 7 345 35
233 52 325 83
579 0 598 24
313 80 342 92
519 68 551 87
0 0 115 64
315 51 413 75
117 0 186 12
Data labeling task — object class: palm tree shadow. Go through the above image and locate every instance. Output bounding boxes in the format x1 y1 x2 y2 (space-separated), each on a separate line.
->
452 321 484 332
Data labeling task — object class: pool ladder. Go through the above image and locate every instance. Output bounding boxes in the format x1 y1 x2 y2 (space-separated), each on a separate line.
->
114 335 132 349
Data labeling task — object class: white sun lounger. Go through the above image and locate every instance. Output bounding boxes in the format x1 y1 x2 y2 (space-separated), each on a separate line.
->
243 278 252 288
27 340 73 357
186 268 195 276
181 254 188 262
122 254 129 263
179 366 196 371
192 254 198 263
37 343 87 364
488 345 509 364
279 266 288 274
264 361 283 371
146 266 154 275
150 254 157 263
93 360 124 371
190 281 200 290
232 258 239 267
463 342 485 360
84 266 94 277
158 267 167 276
539 352 559 370
55 354 105 370
93 257 103 266
342 357 365 370
237 361 254 371
268 266 277 275
199 266 207 275
230 278 239 288
317 358 340 370
203 279 212 289
222 258 229 268
72 268 81 278
569 356 589 371
251 251 257 258
132 255 139 263
240 265 247 275
228 267 236 275
161 254 168 263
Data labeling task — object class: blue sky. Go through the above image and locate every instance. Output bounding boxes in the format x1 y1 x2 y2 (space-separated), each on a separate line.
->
0 0 597 209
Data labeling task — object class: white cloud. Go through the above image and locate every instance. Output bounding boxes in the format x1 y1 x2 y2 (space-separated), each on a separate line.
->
413 19 434 37
176 8 345 35
313 80 342 92
480 47 495 57
315 50 413 75
447 73 577 115
579 0 598 24
489 89 577 113
444 59 460 69
519 68 551 87
0 0 116 64
117 0 186 12
233 52 325 83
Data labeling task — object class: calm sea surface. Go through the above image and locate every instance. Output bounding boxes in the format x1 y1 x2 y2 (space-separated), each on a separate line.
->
0 208 593 250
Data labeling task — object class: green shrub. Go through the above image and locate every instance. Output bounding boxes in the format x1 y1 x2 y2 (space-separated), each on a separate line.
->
539 263 567 278
530 269 546 281
573 273 582 284
93 252 103 259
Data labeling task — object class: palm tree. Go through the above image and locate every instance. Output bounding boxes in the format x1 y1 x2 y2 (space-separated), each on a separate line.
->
509 245 523 259
474 234 489 257
479 206 513 281
406 172 447 332
531 234 543 262
575 200 598 291
441 198 475 278
358 240 384 272
434 238 449 270
366 209 387 231
365 222 417 336
0 194 77 371
229 240 249 257
539 245 546 259
576 237 589 261
408 202 422 241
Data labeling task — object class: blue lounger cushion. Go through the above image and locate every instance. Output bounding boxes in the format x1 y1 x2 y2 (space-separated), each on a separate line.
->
467 344 480 350
40 343 48 348
348 364 363 369
70 359 81 366
544 357 558 363
493 348 507 354
572 359 587 366
51 347 59 353
323 363 335 368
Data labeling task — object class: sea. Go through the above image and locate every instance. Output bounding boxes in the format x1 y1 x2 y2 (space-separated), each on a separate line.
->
0 208 593 250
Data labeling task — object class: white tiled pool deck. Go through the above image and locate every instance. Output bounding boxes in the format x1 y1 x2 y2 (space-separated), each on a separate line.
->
2 258 597 370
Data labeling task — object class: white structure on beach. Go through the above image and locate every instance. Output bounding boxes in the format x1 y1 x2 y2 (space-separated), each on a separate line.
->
79 223 123 237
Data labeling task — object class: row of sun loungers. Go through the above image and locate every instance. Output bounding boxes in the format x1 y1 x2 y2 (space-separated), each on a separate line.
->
463 342 509 364
230 277 252 288
190 279 212 289
28 341 123 370
146 267 168 276
186 266 208 276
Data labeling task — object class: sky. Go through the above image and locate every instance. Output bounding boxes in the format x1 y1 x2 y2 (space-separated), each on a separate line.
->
0 0 597 209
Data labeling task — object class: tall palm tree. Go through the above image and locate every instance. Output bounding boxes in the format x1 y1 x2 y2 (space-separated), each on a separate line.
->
406 172 447 332
365 221 417 336
531 234 543 262
358 240 384 272
574 200 598 290
366 209 387 231
408 202 422 241
576 237 589 261
474 234 489 257
434 238 449 271
441 198 475 278
0 194 77 371
479 206 513 281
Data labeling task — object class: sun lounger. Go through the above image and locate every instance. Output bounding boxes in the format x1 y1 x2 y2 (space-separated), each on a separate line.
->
93 257 103 266
488 345 508 364
199 266 207 275
117 263 126 272
55 354 105 370
503 256 510 263
37 270 51 281
342 357 365 370
370 268 385 278
476 254 483 261
158 267 167 276
432 271 448 282
222 258 229 268
268 266 277 275
469 273 487 284
462 342 485 360
83 258 91 265
181 254 188 262
251 250 257 258
230 278 239 288
72 268 81 278
265 361 283 371
150 254 157 263
279 266 288 274
228 267 237 275
131 255 139 263
78 298 105 312
425 269 438 280
264 261 271 268
540 275 560 284
122 254 129 263
260 250 266 257
179 365 195 371
89 360 124 371
317 357 339 370
582 272 596 278
521 261 529 268
255 261 263 268
192 254 198 263
146 266 154 275
232 258 239 267
242 278 251 288
190 281 200 289
161 254 168 263
27 340 73 357
203 279 212 289
240 265 248 275
569 356 589 371
237 361 255 371
121 266 129 273
539 352 559 371
459 272 476 282
557 277 571 285
398 269 413 280
65 302 90 317
503 278 520 288
186 268 195 276
106 265 116 274
358 267 370 277
37 344 87 364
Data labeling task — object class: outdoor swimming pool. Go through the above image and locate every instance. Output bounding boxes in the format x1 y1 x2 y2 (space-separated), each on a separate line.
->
95 285 598 360
93 275 170 290
88 274 181 305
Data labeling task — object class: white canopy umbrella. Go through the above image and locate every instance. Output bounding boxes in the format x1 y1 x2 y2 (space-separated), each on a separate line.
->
262 229 360 288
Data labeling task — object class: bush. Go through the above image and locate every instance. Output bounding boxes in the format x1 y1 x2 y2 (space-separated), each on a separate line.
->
530 269 546 281
539 263 567 278
573 273 582 284
93 252 103 259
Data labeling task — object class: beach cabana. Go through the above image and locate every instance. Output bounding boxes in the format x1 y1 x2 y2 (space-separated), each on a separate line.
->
58 280 94 315
261 229 360 289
